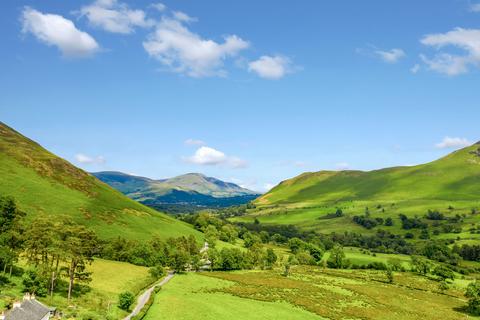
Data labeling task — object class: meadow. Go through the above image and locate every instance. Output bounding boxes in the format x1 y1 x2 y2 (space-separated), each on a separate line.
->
144 272 323 320
146 267 478 320
232 198 480 241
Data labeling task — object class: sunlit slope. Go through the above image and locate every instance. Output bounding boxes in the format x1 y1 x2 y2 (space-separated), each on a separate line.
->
0 122 201 240
257 143 480 206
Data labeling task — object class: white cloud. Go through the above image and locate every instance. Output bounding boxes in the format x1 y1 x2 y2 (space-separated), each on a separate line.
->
75 153 106 164
470 3 480 12
435 137 472 149
150 3 166 12
374 48 406 63
184 138 206 146
420 28 480 75
79 0 154 34
184 146 247 168
335 162 350 170
186 146 226 165
172 11 196 22
143 14 249 77
248 55 294 79
262 183 275 192
410 64 420 74
21 7 99 58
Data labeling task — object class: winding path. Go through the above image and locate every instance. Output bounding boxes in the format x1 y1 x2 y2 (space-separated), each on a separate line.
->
124 272 175 320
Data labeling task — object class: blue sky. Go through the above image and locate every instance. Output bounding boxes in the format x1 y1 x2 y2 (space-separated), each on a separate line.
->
1 0 480 192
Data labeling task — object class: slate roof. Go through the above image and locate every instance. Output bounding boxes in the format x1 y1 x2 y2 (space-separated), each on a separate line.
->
5 299 51 320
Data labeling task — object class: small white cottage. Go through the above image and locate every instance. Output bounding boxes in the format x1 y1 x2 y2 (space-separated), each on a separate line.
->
0 293 55 320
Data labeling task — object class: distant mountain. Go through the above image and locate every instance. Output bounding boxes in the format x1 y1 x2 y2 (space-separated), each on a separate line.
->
93 172 260 212
0 122 201 241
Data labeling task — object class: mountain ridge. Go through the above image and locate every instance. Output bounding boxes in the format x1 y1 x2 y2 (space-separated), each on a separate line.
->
256 142 480 206
93 171 260 211
0 122 201 240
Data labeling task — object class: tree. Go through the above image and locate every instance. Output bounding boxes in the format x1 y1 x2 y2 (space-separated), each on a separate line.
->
118 291 135 311
327 245 348 269
171 248 190 272
149 265 165 279
204 225 219 249
411 256 431 275
220 225 238 244
466 281 480 315
433 265 455 282
243 232 261 249
22 268 49 297
288 238 304 254
385 266 394 283
62 223 98 301
385 217 394 226
246 244 265 269
283 255 298 277
265 248 277 269
0 197 25 276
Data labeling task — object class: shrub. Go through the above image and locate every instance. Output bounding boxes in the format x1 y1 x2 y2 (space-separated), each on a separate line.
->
118 291 135 311
466 281 480 315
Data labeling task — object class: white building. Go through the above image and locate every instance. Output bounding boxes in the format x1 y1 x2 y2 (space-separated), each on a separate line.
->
0 293 54 320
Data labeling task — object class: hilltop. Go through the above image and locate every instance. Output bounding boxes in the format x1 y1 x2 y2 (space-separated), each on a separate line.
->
0 122 201 240
258 142 480 205
93 171 260 212
234 143 480 238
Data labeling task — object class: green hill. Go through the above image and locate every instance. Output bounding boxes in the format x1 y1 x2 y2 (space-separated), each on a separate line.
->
0 122 201 241
258 142 480 205
93 171 259 211
236 143 480 237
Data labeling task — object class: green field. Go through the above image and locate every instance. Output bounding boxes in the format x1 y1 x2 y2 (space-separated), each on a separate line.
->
144 272 323 320
0 259 153 319
0 122 202 241
146 267 478 320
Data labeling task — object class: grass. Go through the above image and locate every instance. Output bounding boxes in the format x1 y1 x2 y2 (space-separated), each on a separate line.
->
144 272 323 320
0 259 153 319
233 198 480 240
0 122 203 241
240 143 480 239
198 267 478 320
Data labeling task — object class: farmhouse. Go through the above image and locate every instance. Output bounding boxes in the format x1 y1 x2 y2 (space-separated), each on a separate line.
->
0 293 55 320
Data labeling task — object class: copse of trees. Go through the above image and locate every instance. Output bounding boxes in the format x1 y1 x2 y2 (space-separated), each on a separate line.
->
0 197 100 301
352 215 383 229
287 237 324 265
399 214 427 230
453 244 480 262
426 210 445 220
22 218 99 300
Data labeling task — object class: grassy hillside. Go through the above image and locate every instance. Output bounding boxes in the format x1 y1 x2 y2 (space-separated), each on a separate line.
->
0 122 201 241
258 143 480 205
235 143 480 237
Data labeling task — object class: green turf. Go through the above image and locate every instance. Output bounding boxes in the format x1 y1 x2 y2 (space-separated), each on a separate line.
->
0 122 202 241
143 267 479 320
144 272 324 320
